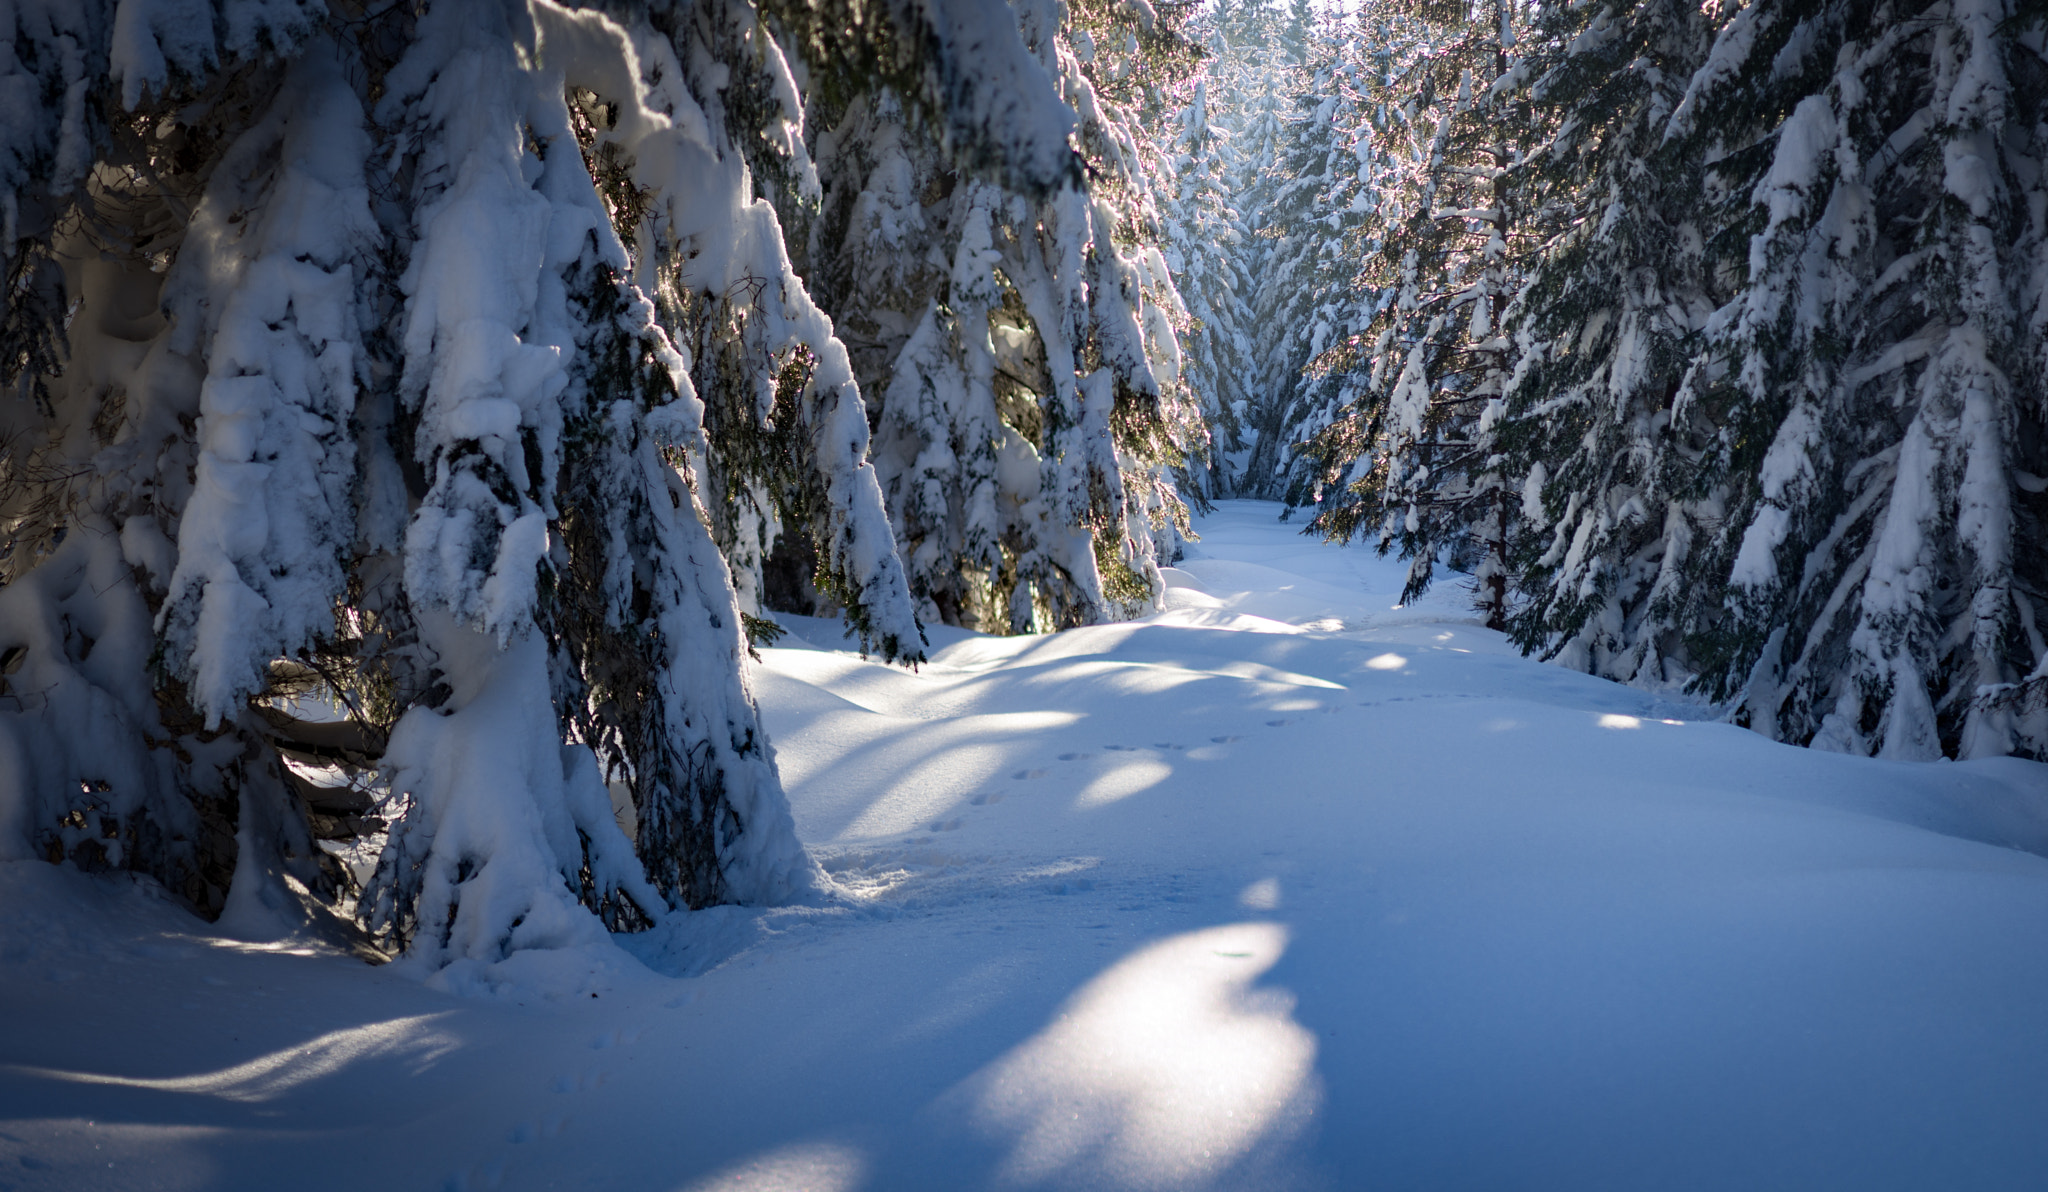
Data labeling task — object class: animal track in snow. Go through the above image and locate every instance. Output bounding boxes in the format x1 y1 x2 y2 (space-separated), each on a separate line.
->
1012 768 1048 780
969 792 1005 806
1103 744 1139 751
1211 735 1242 743
1058 752 1093 761
1152 743 1187 751
1266 719 1291 727
445 1159 506 1191
552 1069 609 1094
929 818 964 832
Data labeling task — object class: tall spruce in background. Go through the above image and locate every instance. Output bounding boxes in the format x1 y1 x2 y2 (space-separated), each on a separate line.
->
1194 0 1297 488
1239 6 1380 499
1301 0 1540 628
1161 69 1253 501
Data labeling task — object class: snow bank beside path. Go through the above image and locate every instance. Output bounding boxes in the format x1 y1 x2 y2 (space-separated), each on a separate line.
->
4 501 2048 1191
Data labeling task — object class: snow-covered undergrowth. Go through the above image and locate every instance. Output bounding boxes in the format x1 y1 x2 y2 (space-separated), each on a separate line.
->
3 502 2047 1191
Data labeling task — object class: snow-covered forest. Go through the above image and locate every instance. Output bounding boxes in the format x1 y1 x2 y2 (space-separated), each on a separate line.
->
1176 0 2048 762
3 0 2047 1187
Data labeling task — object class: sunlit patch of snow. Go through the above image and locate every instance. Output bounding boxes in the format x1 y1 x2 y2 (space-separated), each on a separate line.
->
1366 652 1408 670
1238 877 1282 910
678 1142 867 1192
968 923 1318 1188
4 1014 459 1102
1075 758 1174 809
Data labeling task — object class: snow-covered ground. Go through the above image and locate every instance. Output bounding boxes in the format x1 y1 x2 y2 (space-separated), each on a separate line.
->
5 500 2048 1191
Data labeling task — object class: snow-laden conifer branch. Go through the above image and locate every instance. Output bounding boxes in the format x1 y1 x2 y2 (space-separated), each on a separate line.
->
785 0 1204 634
0 0 1196 971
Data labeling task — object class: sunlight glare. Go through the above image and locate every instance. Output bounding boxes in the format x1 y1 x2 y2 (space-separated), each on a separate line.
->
1075 758 1174 809
1598 714 1643 730
971 923 1317 1189
678 1142 866 1192
4 1014 459 1103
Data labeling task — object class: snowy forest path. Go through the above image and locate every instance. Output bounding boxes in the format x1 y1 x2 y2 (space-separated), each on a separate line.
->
4 503 2048 1190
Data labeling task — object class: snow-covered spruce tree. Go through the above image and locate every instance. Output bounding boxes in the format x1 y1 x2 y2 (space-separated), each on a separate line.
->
1652 0 2048 759
1236 0 1339 498
1 7 365 930
1151 0 1294 493
1483 0 1719 686
791 0 1205 633
1160 69 1252 501
1300 0 1543 627
1249 12 1390 505
0 0 1080 965
1199 0 1301 496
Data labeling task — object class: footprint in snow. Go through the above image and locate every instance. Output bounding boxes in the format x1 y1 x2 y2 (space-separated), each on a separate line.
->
553 1070 608 1094
969 792 1005 806
929 818 964 832
1152 743 1187 750
1211 735 1242 743
1058 752 1093 761
1266 719 1291 727
1013 768 1048 779
502 1113 570 1151
1103 744 1139 751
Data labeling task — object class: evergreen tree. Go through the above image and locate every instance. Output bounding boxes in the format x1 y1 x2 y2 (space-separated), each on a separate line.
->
795 0 1206 633
1488 0 1718 688
1291 0 2048 759
1302 0 1542 628
1160 69 1252 501
1253 11 1388 505
0 0 1097 964
1659 0 2048 758
1207 2 1304 495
